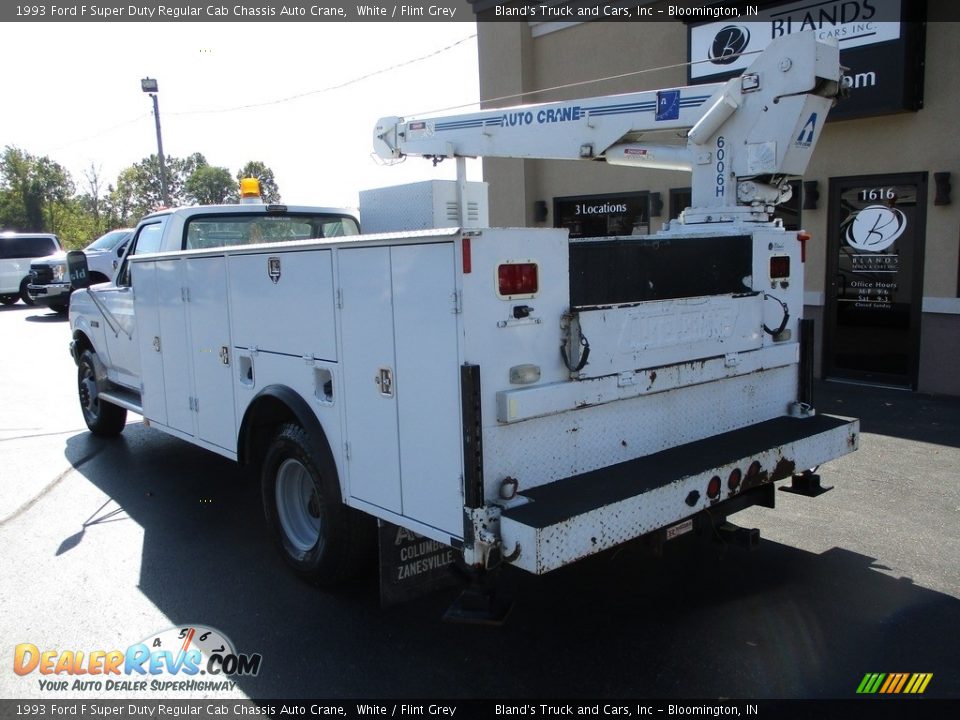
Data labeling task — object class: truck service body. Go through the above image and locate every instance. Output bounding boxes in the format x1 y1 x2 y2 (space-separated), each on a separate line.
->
69 32 858 593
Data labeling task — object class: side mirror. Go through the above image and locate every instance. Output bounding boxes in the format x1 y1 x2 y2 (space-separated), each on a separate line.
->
66 251 91 289
117 242 128 257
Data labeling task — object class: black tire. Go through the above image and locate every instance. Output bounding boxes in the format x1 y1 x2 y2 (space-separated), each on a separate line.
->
19 278 36 306
261 423 374 587
52 303 69 315
0 295 17 305
78 349 127 437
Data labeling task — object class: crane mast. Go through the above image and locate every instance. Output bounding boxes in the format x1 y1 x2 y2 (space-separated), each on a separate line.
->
374 31 842 225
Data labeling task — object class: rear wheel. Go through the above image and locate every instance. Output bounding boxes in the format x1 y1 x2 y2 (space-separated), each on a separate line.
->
78 349 127 437
19 278 36 306
261 423 374 587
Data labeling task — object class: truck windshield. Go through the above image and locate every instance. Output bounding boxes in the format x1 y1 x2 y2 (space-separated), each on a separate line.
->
184 213 359 250
86 230 131 252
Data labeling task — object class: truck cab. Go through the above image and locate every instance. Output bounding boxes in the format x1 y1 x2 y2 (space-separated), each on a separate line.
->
69 201 359 415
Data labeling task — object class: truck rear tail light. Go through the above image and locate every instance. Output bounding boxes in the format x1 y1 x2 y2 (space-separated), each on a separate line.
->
497 262 539 298
728 468 742 491
462 237 472 274
770 255 790 280
707 475 722 500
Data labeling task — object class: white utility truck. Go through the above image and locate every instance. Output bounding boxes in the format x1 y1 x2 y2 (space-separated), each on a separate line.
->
69 32 857 611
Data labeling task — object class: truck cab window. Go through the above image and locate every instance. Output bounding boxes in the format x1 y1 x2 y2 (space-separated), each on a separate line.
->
117 221 166 286
185 214 359 250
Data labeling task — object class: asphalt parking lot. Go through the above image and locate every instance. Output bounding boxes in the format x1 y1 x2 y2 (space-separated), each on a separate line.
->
0 301 957 702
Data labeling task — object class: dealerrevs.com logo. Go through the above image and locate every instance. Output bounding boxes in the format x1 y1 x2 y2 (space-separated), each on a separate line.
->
13 625 262 693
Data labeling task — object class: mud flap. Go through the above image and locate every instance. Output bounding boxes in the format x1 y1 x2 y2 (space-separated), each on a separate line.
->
377 520 459 608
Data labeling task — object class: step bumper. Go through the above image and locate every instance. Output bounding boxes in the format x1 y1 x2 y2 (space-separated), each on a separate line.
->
500 413 859 574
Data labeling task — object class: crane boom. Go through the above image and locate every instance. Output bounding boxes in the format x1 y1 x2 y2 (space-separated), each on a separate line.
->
374 31 842 224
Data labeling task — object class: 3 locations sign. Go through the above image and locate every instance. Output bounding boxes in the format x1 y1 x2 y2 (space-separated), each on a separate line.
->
554 192 650 238
687 0 925 119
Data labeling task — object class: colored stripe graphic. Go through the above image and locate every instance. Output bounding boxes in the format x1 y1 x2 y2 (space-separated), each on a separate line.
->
891 673 909 693
857 672 933 694
860 673 886 693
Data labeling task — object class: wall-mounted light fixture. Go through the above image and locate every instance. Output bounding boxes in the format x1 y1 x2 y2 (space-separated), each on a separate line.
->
934 172 952 206
534 200 548 222
649 192 663 217
802 181 819 210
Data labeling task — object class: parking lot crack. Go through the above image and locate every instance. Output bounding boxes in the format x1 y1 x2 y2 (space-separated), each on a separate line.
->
0 447 104 527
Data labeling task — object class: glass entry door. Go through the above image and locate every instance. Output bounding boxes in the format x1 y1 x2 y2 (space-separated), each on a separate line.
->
823 173 927 389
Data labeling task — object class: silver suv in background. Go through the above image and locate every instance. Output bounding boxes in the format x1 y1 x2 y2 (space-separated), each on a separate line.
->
0 232 62 307
28 229 132 314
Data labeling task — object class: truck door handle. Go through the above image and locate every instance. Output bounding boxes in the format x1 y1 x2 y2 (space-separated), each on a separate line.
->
375 367 394 397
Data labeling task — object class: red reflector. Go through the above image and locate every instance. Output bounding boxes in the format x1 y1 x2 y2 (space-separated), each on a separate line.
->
498 262 538 297
728 468 742 491
797 231 811 263
707 475 722 500
462 237 472 274
770 255 790 279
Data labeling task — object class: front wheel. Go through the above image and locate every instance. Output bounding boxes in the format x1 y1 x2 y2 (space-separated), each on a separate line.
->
19 278 36 306
78 349 127 437
261 423 373 587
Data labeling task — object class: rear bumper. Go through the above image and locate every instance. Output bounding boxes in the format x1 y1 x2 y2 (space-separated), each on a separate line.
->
500 413 859 574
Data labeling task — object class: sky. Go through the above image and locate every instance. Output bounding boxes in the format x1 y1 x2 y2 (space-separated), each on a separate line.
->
0 22 482 211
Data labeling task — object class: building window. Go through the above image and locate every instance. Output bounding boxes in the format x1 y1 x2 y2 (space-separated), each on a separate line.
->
554 191 650 238
669 187 691 220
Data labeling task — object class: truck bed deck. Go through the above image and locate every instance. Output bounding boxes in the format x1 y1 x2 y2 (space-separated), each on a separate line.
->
500 413 859 573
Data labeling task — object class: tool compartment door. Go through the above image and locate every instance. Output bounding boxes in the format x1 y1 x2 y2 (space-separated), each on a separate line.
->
339 246 403 514
392 243 462 535
131 261 167 425
186 256 235 451
339 242 462 536
228 249 336 361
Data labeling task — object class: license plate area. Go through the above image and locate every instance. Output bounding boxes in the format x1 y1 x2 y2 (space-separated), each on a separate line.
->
665 518 694 541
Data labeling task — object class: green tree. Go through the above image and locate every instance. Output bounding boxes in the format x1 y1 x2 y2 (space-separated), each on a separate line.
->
75 163 108 238
54 199 100 250
236 161 281 203
109 152 211 223
185 165 238 205
0 149 282 242
107 167 148 227
0 146 75 234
